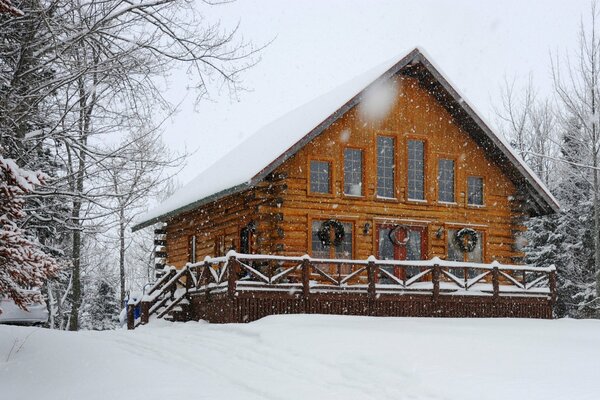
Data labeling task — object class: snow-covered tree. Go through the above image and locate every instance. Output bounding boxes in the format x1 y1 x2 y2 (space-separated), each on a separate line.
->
0 156 58 311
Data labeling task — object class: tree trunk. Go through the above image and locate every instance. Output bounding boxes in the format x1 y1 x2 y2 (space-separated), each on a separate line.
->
119 208 126 307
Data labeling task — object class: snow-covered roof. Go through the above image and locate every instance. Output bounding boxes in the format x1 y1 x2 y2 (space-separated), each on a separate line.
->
133 48 559 231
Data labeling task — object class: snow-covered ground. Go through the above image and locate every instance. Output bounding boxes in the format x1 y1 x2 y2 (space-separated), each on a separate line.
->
1 315 599 400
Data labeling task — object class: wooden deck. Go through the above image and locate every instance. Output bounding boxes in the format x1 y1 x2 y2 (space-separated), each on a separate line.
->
127 252 556 328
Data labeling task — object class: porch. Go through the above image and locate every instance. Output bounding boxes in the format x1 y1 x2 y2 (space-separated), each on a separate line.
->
127 252 556 328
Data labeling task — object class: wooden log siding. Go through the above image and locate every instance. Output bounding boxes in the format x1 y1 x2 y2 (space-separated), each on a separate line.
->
127 252 556 328
152 73 555 324
262 76 525 263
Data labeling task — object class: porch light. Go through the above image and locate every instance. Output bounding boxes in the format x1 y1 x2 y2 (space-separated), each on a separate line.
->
363 222 371 235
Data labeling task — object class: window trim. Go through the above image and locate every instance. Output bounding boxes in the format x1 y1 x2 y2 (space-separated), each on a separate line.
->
437 156 457 205
307 156 335 197
406 137 428 203
342 146 366 198
466 175 485 207
375 134 397 201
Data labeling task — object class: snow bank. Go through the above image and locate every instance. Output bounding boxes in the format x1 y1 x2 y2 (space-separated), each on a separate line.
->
1 315 599 400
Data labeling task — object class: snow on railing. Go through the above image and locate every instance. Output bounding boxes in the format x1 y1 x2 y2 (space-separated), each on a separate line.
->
127 251 557 330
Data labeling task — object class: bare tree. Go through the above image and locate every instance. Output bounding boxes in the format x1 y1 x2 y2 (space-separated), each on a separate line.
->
1 0 259 329
552 0 600 298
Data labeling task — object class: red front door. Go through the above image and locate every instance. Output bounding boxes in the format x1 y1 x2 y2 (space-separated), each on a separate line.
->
376 224 427 280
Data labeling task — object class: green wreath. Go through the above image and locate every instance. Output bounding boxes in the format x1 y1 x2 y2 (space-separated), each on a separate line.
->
454 228 478 253
389 225 410 246
318 220 345 247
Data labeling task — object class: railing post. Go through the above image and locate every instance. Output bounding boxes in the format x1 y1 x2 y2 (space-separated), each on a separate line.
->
432 263 441 302
127 303 135 330
185 267 192 292
302 257 311 299
492 265 500 300
549 267 557 303
140 301 150 325
367 257 377 300
167 269 176 299
228 255 240 299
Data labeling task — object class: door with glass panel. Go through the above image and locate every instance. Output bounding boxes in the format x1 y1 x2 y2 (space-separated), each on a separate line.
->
376 224 427 282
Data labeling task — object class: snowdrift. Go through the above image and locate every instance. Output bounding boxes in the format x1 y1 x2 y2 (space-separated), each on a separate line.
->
1 315 599 400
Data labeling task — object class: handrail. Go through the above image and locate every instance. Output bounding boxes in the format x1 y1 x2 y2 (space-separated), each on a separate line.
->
127 251 557 330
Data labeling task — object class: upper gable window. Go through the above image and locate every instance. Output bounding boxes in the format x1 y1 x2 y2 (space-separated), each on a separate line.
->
467 176 484 205
310 160 331 194
377 136 395 198
438 159 455 203
344 149 363 196
407 140 425 200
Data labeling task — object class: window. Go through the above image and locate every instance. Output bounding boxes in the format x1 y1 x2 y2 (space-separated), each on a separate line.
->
214 235 226 257
447 229 483 278
467 176 484 205
408 140 425 200
344 149 363 196
239 222 256 254
311 220 353 259
188 235 196 263
310 160 331 194
377 136 395 198
438 159 455 203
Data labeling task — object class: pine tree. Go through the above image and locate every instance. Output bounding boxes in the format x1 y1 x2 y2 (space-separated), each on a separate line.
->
83 280 119 331
0 156 59 311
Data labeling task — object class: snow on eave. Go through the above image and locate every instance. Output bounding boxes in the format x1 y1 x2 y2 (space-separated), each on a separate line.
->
133 47 559 232
132 49 419 231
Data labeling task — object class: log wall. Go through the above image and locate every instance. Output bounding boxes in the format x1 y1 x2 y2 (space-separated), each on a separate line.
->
166 74 526 268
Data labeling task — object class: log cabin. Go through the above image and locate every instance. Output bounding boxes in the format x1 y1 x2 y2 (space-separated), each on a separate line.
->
129 48 559 327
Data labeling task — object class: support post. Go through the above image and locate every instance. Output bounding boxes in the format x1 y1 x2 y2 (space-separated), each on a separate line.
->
302 258 311 299
367 259 377 300
140 301 150 325
127 304 135 330
228 256 240 299
549 268 557 303
492 266 500 300
432 264 441 302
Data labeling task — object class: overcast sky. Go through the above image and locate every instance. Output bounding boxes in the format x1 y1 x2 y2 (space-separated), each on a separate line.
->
162 0 592 186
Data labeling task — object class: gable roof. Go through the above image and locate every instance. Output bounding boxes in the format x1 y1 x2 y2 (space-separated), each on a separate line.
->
133 47 559 231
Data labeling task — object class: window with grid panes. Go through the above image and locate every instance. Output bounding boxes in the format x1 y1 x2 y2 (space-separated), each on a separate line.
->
438 159 455 203
311 220 353 259
309 160 331 194
408 140 425 200
344 149 363 196
377 136 395 198
467 176 484 205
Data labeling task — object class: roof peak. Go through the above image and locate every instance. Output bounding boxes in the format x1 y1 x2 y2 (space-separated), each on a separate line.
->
133 47 557 231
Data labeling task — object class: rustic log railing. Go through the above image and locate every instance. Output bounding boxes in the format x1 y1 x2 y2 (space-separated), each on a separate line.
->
127 251 557 329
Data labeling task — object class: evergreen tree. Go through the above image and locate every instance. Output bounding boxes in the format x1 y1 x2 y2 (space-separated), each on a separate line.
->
82 280 119 331
0 156 58 310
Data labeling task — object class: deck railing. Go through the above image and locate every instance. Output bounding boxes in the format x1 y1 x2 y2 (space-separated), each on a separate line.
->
127 251 556 329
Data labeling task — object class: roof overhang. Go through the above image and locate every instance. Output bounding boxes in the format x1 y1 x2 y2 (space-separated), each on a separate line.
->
132 48 558 232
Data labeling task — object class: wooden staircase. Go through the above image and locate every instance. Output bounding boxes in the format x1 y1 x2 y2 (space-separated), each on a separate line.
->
126 265 195 329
